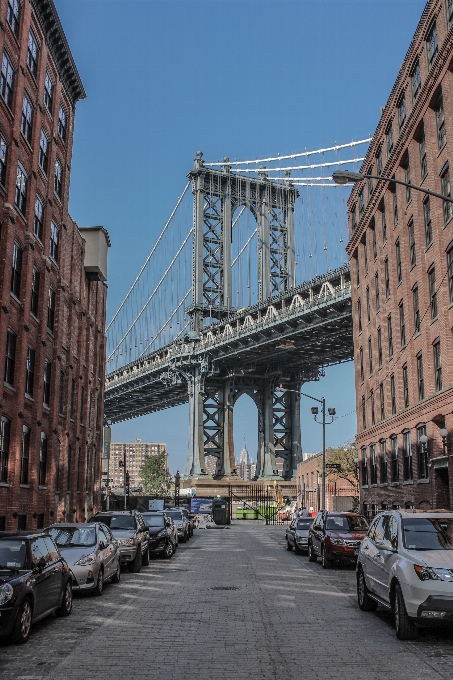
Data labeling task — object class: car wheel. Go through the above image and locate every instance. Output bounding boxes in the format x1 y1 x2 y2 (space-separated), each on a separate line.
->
93 568 104 596
357 568 378 612
162 541 173 559
110 562 121 584
321 546 332 569
294 544 301 555
142 546 150 566
11 598 32 644
394 584 418 640
286 540 293 551
308 541 317 562
128 547 142 573
56 581 73 617
180 533 187 544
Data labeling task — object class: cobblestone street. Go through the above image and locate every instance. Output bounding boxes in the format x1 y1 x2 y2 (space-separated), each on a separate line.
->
2 524 453 680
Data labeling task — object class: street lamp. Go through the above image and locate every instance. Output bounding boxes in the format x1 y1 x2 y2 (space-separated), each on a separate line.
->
174 470 181 507
332 170 453 203
439 428 449 456
301 393 335 511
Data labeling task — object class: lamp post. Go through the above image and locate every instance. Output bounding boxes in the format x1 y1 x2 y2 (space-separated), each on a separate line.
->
174 470 181 507
301 392 336 511
439 428 449 456
332 170 453 203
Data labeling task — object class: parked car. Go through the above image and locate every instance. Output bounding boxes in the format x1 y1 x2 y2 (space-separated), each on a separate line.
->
308 511 369 568
286 517 314 554
173 507 194 537
46 523 120 595
0 531 73 644
88 511 149 573
357 510 453 640
142 512 177 558
163 510 190 543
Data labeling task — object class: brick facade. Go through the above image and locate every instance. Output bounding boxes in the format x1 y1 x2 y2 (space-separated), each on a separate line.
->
296 452 357 513
346 0 453 514
0 0 109 530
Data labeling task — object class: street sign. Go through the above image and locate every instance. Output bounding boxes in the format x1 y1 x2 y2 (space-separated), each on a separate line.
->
107 486 111 496
326 463 341 470
103 426 111 460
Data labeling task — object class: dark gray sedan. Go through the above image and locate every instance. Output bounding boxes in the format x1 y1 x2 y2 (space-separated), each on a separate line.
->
286 517 314 554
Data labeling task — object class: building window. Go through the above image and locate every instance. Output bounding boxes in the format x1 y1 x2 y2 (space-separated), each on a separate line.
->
379 381 385 421
380 440 388 484
375 273 380 312
441 164 452 223
413 284 420 334
368 337 373 375
361 395 366 431
367 173 373 199
20 425 30 485
15 163 27 214
67 444 71 491
43 359 51 407
10 241 22 298
39 432 47 486
417 424 428 480
359 347 364 383
419 126 427 180
366 287 370 324
408 219 416 268
391 435 399 482
377 327 382 367
384 257 390 299
21 92 33 144
27 29 38 77
355 253 360 286
54 159 62 199
4 329 16 385
58 105 67 143
398 95 406 131
34 195 43 241
427 21 439 67
411 60 421 101
80 385 85 424
448 244 453 303
371 389 375 426
0 133 6 186
38 129 48 174
357 298 362 333
436 93 446 150
47 288 55 332
0 417 10 483
399 301 406 347
386 124 394 155
44 71 53 112
392 188 398 226
50 221 59 262
416 352 424 401
7 0 20 38
70 378 75 420
403 430 412 481
59 370 65 416
361 446 368 485
433 339 442 392
388 314 393 359
448 0 453 23
372 223 377 260
423 197 432 247
370 444 377 484
376 147 383 176
0 52 14 108
30 266 39 317
404 159 411 204
359 187 365 216
351 205 357 232
25 346 35 397
363 234 368 274
428 266 437 319
402 364 409 408
396 239 401 284
390 374 396 415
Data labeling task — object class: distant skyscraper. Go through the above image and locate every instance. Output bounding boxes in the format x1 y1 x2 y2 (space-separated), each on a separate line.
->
237 441 255 480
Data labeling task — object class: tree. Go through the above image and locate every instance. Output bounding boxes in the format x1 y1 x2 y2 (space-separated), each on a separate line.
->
138 451 172 496
319 440 360 510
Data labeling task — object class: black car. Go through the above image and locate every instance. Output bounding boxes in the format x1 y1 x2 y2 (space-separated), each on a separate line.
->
142 512 177 559
89 511 150 572
0 531 73 644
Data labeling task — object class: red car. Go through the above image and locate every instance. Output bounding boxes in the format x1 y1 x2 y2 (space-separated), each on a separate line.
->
307 511 369 568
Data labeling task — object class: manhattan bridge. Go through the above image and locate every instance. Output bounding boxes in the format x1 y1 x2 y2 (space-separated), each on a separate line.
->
104 140 370 481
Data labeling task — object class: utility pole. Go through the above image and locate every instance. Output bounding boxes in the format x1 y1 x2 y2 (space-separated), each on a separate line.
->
300 393 335 511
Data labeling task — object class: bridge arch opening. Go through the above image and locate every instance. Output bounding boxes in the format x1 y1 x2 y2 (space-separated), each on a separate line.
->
231 205 258 310
233 392 258 480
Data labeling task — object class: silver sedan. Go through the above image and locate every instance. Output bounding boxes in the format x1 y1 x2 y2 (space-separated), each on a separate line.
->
46 523 121 595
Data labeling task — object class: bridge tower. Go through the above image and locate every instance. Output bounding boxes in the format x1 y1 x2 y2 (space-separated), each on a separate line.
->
185 151 302 481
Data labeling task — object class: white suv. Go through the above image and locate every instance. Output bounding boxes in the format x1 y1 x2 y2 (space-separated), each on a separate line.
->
356 511 453 640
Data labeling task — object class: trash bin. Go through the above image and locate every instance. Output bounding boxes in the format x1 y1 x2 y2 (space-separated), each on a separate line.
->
245 508 258 520
212 497 230 525
236 508 246 519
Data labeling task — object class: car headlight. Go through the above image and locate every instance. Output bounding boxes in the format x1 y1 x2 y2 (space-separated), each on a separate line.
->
156 530 167 538
75 553 96 566
331 538 345 545
414 565 453 582
0 583 13 606
118 538 136 547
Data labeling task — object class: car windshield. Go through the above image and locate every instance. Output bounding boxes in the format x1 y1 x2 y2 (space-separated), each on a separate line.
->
0 539 27 569
143 515 165 527
296 519 313 531
326 516 369 531
99 515 136 530
49 527 96 547
165 511 183 521
403 518 453 551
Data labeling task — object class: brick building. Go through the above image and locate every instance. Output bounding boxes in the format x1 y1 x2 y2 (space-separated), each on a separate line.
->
0 0 109 530
104 440 167 490
347 0 453 514
296 452 357 513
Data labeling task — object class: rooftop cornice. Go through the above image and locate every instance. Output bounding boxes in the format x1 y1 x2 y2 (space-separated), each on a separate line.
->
31 0 86 106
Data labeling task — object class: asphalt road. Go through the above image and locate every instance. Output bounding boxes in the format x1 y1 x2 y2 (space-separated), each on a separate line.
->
1 524 453 680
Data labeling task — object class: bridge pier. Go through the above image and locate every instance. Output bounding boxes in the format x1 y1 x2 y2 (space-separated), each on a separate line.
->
185 366 206 477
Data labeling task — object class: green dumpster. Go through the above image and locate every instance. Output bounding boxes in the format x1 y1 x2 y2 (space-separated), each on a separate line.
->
236 508 246 519
245 508 258 519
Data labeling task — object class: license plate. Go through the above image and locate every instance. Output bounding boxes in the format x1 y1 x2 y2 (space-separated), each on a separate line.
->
354 549 359 556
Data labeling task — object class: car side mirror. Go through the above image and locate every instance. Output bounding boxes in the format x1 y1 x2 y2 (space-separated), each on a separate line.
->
36 556 46 572
375 539 395 552
99 541 106 550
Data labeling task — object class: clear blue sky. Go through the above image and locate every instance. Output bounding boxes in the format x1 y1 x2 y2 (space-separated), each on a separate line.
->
55 0 426 473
